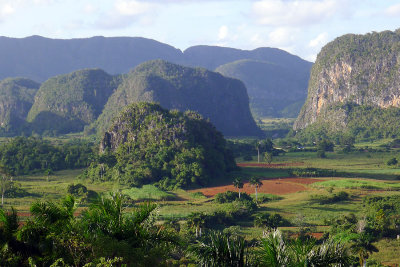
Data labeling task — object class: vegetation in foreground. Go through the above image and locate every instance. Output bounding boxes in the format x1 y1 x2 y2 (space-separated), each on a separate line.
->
0 132 400 265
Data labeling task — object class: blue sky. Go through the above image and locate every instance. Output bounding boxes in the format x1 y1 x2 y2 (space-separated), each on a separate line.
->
0 0 400 61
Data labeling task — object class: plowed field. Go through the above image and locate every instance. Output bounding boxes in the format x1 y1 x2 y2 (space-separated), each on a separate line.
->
192 178 323 197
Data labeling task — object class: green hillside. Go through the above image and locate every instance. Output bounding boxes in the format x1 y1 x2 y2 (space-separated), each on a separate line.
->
93 60 262 137
216 59 308 118
27 69 120 134
84 102 237 189
0 77 39 135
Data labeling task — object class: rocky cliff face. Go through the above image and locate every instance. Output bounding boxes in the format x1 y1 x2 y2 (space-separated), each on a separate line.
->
294 29 400 131
95 60 263 137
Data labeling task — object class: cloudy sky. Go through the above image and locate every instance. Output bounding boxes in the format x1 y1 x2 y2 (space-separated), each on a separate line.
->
0 0 400 61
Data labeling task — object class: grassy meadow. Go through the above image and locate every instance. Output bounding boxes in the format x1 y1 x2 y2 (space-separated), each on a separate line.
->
2 138 400 265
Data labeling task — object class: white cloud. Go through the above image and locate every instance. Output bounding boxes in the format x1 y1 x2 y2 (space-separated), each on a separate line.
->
115 0 155 16
252 0 346 26
268 27 298 46
83 4 97 14
249 31 295 54
95 0 158 29
1 4 14 16
218 25 228 40
308 32 328 48
385 3 400 16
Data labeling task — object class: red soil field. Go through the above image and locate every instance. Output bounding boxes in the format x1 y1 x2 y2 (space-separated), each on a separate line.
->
192 177 323 197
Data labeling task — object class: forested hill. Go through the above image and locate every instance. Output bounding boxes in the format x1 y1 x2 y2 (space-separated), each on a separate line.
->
216 59 309 118
26 69 120 135
0 78 39 135
294 29 400 141
93 60 262 137
87 102 237 189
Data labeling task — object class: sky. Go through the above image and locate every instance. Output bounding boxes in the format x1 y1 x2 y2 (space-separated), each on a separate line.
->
0 0 400 62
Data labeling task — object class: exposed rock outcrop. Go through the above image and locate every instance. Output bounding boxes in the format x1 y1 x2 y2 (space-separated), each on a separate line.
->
294 29 400 134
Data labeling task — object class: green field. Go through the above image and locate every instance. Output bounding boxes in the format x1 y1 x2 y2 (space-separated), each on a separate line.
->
2 139 400 265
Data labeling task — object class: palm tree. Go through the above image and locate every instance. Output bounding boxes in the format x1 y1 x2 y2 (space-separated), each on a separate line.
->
249 177 262 202
254 141 261 163
0 165 13 206
258 229 353 267
350 234 378 267
188 230 253 267
187 212 206 238
258 229 290 267
233 178 244 199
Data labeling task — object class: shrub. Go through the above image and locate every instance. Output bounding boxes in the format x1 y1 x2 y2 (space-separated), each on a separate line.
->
4 183 30 198
317 149 326 158
214 191 252 203
67 183 88 196
254 212 291 228
288 168 338 177
309 191 350 204
190 192 206 199
255 193 283 203
387 157 398 166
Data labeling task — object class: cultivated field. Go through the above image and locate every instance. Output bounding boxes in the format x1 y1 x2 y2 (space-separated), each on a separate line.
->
3 142 400 265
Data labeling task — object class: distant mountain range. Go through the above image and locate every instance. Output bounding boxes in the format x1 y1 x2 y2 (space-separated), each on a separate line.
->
0 36 312 119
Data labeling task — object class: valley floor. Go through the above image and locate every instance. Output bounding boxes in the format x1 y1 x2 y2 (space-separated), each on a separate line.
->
3 145 400 265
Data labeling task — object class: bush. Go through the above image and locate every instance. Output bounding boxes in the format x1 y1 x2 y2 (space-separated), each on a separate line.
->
4 183 31 198
190 192 206 199
254 212 291 228
288 168 338 177
317 149 326 158
254 194 283 203
387 157 398 166
309 191 350 204
67 183 88 196
214 191 253 203
67 183 98 203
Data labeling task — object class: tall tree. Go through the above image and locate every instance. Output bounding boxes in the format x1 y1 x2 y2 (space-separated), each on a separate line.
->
350 234 378 267
264 152 273 164
0 165 13 206
187 212 207 238
249 177 263 202
233 178 244 199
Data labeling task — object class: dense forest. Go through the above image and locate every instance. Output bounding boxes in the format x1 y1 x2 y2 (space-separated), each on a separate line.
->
0 137 94 175
84 102 237 189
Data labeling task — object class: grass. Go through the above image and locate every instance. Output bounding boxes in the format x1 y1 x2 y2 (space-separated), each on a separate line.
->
122 185 178 201
370 238 400 265
3 138 400 264
312 178 400 190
